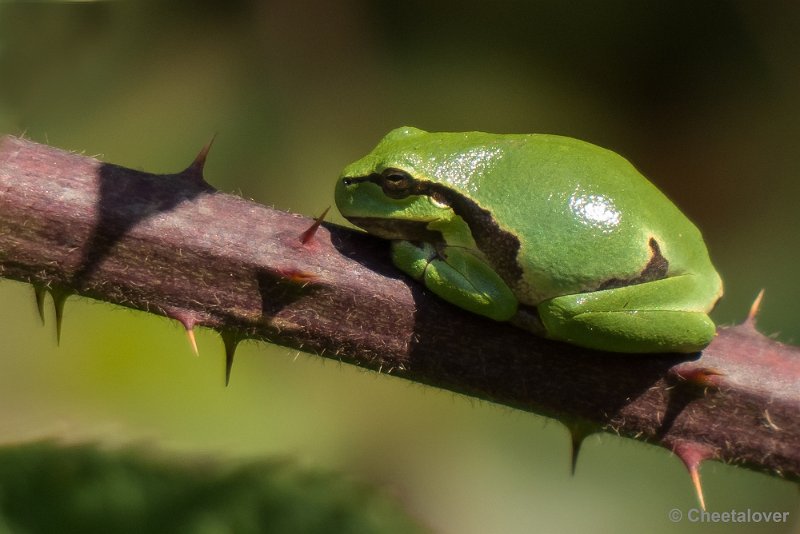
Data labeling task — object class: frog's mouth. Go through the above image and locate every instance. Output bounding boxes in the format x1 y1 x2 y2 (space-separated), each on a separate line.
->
346 216 441 243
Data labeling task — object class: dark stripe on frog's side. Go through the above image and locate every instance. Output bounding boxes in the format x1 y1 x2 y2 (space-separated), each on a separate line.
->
595 238 669 290
344 174 525 287
426 182 525 287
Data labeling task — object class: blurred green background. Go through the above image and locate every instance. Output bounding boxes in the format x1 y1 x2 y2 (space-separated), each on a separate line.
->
0 1 798 533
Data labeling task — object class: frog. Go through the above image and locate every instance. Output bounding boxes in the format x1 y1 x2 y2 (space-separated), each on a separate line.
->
334 127 723 353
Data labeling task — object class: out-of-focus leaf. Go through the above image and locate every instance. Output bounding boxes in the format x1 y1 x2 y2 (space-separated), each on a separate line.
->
0 442 426 534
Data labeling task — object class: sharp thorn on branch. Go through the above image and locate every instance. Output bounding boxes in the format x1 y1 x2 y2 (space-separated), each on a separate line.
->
51 289 69 346
33 284 47 325
744 289 765 328
182 134 217 183
300 206 330 245
221 331 241 387
672 441 714 511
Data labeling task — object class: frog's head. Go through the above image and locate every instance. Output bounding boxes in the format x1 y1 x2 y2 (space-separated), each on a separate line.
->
335 126 455 241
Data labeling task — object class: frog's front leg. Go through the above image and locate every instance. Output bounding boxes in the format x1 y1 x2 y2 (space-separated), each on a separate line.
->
536 275 718 353
391 240 518 321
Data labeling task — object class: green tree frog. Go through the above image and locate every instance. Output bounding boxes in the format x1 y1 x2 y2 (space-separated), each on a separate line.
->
335 127 723 353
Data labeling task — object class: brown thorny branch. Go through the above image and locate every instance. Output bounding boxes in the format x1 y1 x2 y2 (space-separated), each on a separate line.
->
0 135 798 508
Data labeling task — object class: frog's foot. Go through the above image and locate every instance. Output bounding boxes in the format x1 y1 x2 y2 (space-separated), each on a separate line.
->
537 275 717 353
391 240 518 321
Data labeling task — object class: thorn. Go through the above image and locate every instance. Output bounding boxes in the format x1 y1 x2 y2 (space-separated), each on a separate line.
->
51 288 69 345
170 311 200 357
566 420 595 476
689 467 706 511
744 289 765 327
184 134 217 182
221 331 240 387
274 267 318 285
672 441 714 511
299 206 330 245
186 328 199 357
569 438 582 477
33 285 47 325
671 366 726 389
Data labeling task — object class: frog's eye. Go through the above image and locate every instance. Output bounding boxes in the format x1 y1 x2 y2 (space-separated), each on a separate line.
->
380 168 413 199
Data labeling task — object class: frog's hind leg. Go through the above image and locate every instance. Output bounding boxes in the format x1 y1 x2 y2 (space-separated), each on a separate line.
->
536 275 718 354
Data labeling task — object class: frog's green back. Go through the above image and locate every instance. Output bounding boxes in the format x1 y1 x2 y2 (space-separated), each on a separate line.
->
353 127 720 305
